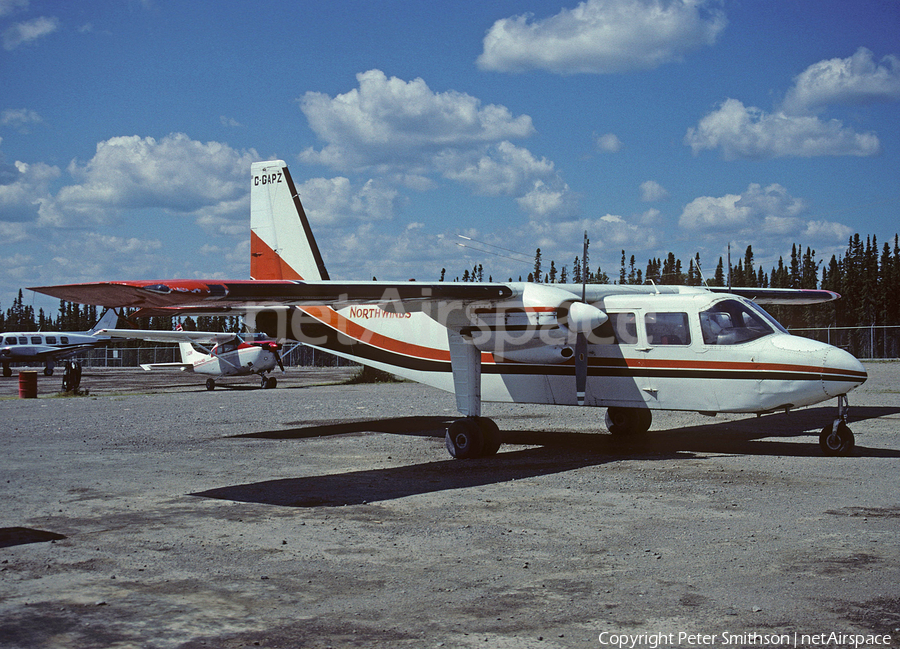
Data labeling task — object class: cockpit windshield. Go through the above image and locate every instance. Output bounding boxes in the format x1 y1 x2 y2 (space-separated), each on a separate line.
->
700 299 778 345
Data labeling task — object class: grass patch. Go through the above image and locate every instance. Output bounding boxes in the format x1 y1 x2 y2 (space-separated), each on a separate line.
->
343 365 404 384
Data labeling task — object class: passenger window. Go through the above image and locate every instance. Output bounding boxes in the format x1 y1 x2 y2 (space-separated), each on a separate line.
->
645 312 690 345
46 336 57 344
31 336 42 344
607 312 638 345
5 336 17 344
60 336 69 344
18 337 27 344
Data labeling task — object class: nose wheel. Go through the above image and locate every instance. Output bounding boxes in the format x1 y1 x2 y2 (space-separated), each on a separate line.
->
819 395 855 456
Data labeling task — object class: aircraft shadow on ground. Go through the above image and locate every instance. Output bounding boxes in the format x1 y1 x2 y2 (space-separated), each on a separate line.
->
195 406 900 508
0 527 67 549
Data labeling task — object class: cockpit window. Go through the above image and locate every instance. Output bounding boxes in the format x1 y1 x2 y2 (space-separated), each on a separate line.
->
645 312 691 345
4 336 17 345
700 299 775 345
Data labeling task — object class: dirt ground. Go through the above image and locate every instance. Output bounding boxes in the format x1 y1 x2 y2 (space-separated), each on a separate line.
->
1 363 898 648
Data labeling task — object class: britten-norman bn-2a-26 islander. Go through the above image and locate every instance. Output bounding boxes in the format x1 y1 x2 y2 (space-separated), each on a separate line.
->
32 161 867 457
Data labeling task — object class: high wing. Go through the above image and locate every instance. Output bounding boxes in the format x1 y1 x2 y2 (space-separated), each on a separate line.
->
97 328 239 345
707 286 840 305
29 278 837 311
30 279 513 310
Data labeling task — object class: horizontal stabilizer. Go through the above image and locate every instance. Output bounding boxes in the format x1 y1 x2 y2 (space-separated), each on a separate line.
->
140 363 193 372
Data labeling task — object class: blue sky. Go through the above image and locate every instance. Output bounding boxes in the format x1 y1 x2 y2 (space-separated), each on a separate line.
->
2 0 899 316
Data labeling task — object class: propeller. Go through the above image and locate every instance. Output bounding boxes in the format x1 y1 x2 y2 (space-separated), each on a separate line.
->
575 231 588 406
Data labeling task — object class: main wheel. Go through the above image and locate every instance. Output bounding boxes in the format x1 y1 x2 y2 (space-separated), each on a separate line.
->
820 420 855 456
2 364 10 378
266 376 277 389
445 418 484 459
475 417 502 456
605 407 652 437
206 378 216 391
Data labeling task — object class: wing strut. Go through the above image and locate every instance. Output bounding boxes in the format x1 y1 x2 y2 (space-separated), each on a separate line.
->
448 329 481 417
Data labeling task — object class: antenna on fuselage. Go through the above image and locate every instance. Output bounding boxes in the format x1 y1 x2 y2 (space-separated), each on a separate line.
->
727 242 732 291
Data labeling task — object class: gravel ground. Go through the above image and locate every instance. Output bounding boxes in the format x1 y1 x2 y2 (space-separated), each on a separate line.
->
0 363 898 649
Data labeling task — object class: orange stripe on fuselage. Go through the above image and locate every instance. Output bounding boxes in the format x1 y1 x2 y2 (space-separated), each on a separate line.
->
301 306 496 364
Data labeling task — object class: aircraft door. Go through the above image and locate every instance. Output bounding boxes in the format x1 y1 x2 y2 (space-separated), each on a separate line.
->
589 310 647 407
638 310 718 411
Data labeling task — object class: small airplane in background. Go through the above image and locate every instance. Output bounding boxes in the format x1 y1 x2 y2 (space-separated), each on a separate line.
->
32 160 868 457
1 308 119 378
97 328 284 390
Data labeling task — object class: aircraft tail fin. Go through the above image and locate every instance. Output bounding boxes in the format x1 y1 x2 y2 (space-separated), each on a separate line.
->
177 342 199 364
88 308 121 335
250 160 329 281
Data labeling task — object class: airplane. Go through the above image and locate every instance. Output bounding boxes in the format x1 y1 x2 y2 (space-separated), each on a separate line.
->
96 328 284 390
31 160 868 458
1 308 119 378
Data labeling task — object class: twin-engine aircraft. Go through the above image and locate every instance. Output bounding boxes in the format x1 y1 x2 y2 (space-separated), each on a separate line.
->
97 328 283 390
1 308 118 377
32 160 867 457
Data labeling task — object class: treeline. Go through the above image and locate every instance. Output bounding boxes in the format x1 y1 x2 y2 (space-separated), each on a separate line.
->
445 233 900 329
4 233 898 334
0 292 242 337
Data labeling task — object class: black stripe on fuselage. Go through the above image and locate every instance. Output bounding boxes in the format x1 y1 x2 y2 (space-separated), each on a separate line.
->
301 328 863 385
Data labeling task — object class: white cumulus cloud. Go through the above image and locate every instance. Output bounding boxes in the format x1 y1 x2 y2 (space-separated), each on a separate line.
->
684 98 880 159
298 69 575 220
40 134 258 231
782 47 900 115
477 0 726 74
680 183 851 245
640 180 669 202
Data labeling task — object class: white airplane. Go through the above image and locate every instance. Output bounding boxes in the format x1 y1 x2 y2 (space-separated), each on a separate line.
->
97 328 283 390
31 160 868 457
1 308 119 377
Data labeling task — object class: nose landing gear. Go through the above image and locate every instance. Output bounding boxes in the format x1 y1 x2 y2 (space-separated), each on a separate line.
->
819 395 855 456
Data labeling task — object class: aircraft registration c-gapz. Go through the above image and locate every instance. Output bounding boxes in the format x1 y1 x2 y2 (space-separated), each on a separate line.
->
31 160 867 459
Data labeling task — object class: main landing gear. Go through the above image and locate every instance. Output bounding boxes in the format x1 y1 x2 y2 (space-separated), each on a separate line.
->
819 394 855 456
605 407 653 437
445 417 502 459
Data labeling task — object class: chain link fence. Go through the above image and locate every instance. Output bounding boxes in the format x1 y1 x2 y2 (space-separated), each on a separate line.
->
76 343 357 368
788 325 900 360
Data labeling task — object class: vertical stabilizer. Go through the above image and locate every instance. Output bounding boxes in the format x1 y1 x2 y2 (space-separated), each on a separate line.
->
178 342 199 364
250 160 329 281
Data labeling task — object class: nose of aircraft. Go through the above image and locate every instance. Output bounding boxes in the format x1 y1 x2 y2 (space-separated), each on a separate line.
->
822 344 868 397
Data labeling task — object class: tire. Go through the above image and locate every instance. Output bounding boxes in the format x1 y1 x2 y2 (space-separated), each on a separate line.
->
206 378 216 391
820 421 855 456
445 419 484 459
605 407 652 436
266 376 277 389
475 417 502 456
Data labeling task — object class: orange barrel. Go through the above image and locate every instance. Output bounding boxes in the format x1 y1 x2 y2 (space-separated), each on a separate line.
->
18 371 38 399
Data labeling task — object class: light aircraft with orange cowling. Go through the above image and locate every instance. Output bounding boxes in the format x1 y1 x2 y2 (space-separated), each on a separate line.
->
31 160 867 457
96 327 284 390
